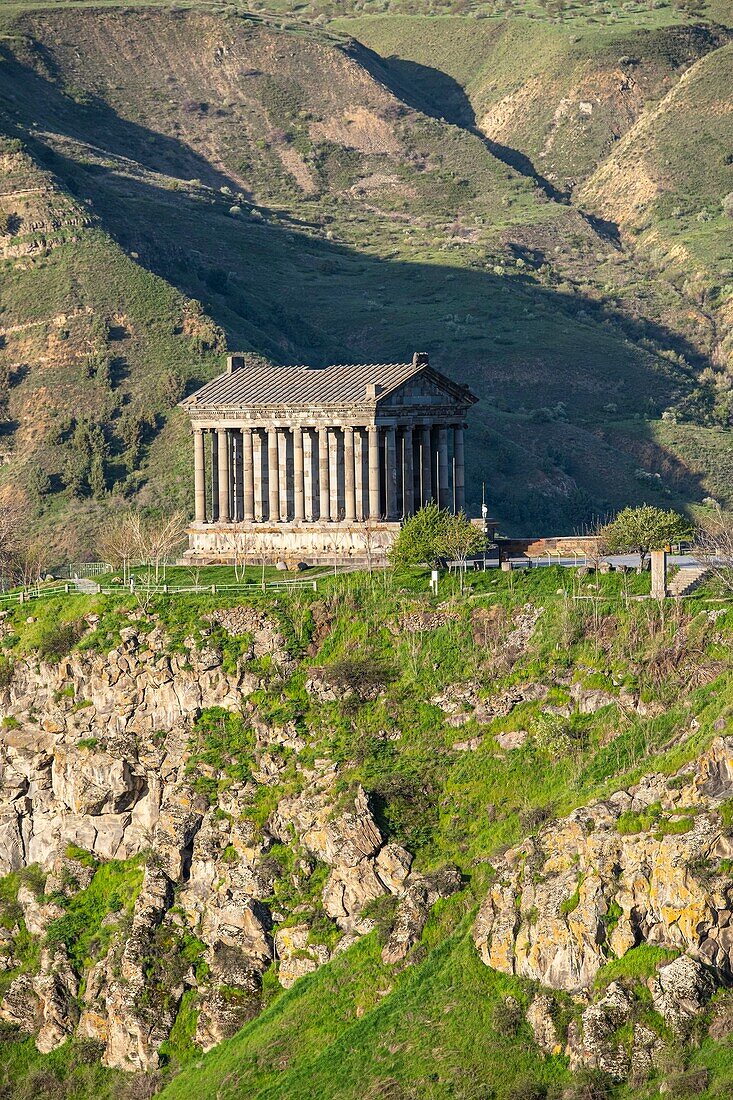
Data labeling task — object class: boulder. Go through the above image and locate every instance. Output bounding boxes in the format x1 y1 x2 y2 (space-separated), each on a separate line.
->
195 986 260 1051
526 994 562 1056
650 954 716 1030
275 924 330 989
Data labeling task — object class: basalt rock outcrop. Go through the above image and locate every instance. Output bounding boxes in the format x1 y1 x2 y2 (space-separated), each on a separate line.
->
0 610 445 1071
473 736 733 1079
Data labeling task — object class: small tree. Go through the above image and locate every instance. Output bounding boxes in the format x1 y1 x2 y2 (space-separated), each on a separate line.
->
144 511 187 582
11 536 46 589
601 505 692 570
696 500 733 594
96 512 142 583
216 523 252 581
389 504 483 577
442 511 486 592
388 503 453 568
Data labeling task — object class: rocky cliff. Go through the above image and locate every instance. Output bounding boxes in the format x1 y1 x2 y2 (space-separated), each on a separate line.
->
474 736 733 1082
0 605 456 1072
1 577 732 1098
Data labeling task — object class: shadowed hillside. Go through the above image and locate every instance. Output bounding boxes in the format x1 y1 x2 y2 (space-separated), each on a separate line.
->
0 5 730 550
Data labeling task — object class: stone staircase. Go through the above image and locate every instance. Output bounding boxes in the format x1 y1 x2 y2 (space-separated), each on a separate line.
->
668 565 710 597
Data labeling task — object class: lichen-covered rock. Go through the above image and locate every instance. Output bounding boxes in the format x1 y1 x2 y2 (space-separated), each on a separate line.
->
382 879 429 965
0 619 261 872
33 946 79 1053
382 865 462 965
271 783 390 930
205 607 294 670
275 923 330 988
567 982 633 1079
526 994 562 1056
474 738 733 994
650 954 716 1030
375 844 413 895
0 972 38 1033
195 985 260 1051
432 681 548 728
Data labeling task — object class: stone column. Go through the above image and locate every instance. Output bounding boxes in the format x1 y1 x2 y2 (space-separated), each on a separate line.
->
412 432 421 509
354 430 364 520
278 428 289 521
303 430 314 521
368 426 380 519
330 429 341 520
651 550 668 598
243 428 254 521
421 424 432 506
194 428 206 522
267 427 279 522
385 426 398 520
438 425 449 509
293 426 305 522
318 427 330 521
217 427 230 521
343 426 356 522
233 430 244 521
253 430 264 521
454 424 465 514
402 426 414 517
210 430 219 522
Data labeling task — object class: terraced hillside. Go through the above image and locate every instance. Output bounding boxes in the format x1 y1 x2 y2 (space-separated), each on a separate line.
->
0 4 731 549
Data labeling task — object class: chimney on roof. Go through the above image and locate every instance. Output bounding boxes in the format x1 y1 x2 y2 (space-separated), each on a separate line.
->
412 352 429 367
227 354 245 374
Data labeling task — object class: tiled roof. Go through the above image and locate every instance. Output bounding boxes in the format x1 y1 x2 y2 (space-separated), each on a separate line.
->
182 358 427 409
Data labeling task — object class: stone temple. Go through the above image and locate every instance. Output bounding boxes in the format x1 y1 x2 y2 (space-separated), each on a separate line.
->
180 352 478 564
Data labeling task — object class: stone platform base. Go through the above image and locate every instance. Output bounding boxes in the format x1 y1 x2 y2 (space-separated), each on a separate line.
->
182 520 402 566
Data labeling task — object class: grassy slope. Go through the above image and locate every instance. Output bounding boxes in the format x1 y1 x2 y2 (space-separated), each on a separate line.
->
162 924 569 1100
335 15 731 188
579 41 733 273
0 141 223 557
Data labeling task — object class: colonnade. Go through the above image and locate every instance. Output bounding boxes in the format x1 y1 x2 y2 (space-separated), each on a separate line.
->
192 422 466 524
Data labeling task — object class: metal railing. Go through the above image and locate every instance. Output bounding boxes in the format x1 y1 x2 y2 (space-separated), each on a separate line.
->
57 561 112 579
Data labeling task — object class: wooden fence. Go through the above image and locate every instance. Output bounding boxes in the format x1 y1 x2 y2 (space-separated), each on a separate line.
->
0 578 320 606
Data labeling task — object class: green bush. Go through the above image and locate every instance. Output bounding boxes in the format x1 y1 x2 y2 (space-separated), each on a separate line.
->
36 619 86 663
360 894 399 945
491 994 523 1038
506 1076 547 1100
324 655 397 699
564 1067 613 1100
45 856 144 971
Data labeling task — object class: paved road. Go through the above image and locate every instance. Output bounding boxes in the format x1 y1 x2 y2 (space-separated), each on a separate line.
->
478 554 702 570
72 577 99 594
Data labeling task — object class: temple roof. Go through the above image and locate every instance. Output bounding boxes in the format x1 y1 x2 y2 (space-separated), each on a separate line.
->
181 352 477 410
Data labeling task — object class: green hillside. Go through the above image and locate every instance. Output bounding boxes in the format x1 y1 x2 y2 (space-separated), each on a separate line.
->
0 3 730 548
